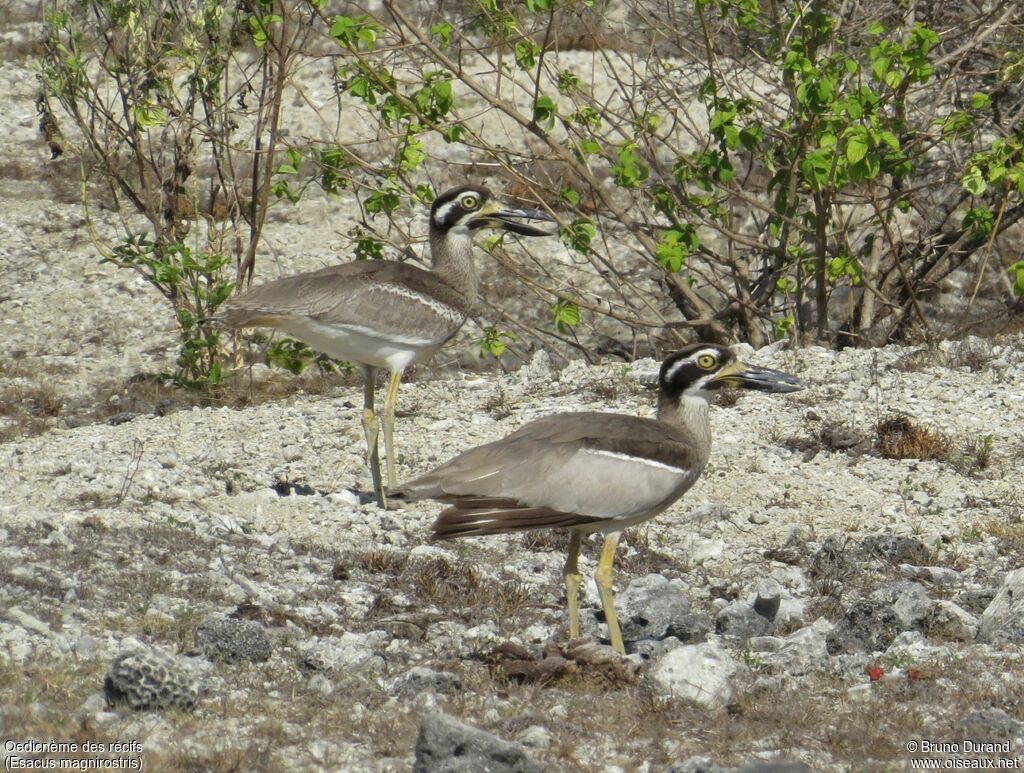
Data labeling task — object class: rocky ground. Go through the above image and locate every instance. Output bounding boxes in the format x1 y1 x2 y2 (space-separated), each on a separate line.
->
3 9 1024 773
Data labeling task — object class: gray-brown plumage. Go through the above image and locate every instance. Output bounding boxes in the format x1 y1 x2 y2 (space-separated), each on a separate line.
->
221 185 555 507
392 343 805 654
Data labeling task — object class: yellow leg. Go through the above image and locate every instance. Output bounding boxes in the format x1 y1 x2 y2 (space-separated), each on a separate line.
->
381 369 403 490
361 368 386 508
564 530 582 639
594 531 624 655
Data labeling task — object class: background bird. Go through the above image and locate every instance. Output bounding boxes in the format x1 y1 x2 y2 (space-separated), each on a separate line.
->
220 185 556 506
392 343 805 654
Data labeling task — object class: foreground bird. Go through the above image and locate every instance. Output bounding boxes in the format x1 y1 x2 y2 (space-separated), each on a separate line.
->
392 343 804 654
221 185 556 507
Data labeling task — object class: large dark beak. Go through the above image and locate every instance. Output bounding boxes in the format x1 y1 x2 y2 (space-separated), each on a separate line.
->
468 201 557 237
710 360 805 393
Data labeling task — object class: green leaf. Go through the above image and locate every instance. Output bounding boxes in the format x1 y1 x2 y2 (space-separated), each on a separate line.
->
962 167 987 196
430 22 453 48
551 298 580 333
774 314 795 339
846 134 868 164
267 338 313 375
330 15 379 50
132 104 167 129
477 326 516 358
515 40 540 69
1009 259 1024 297
655 225 698 272
611 143 649 189
249 14 281 47
560 217 596 253
962 207 994 236
970 92 991 110
364 186 401 215
533 95 556 130
442 124 466 143
398 138 425 172
557 70 580 94
827 255 862 285
877 130 900 151
799 148 833 190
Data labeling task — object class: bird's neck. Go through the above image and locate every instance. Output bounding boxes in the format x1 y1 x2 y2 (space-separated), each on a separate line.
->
656 391 712 452
429 229 479 302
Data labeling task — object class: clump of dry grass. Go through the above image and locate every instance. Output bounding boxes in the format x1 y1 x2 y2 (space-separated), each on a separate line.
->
334 548 409 580
520 530 571 553
874 415 953 461
714 387 741 407
0 371 66 441
338 549 540 633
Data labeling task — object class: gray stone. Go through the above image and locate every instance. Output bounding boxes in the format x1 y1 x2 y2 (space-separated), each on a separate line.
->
397 666 462 696
826 599 900 654
977 569 1024 643
716 601 773 642
412 711 544 773
647 641 737 709
195 615 272 662
898 564 961 585
307 673 333 696
79 692 107 714
518 349 553 382
833 652 873 678
953 587 998 614
924 600 978 642
628 358 660 386
516 725 552 751
665 757 726 773
884 631 954 663
886 582 935 631
104 645 199 712
954 707 1024 742
3 606 53 637
747 636 784 653
859 533 930 565
754 578 783 619
737 762 815 773
765 626 829 676
298 633 386 675
616 574 710 643
631 635 685 661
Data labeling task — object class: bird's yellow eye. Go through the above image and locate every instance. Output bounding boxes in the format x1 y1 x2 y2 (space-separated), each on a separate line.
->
461 195 480 210
697 353 717 370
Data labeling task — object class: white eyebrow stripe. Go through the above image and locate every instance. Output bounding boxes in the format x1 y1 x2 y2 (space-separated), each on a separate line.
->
582 448 689 476
662 357 691 384
664 348 721 384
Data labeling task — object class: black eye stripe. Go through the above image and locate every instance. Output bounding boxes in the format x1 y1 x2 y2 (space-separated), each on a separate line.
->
430 185 491 231
658 344 731 388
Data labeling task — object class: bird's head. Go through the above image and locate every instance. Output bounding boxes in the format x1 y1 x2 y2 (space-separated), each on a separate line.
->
430 185 556 237
658 343 805 401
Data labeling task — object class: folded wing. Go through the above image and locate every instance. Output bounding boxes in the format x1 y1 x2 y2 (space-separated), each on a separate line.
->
393 412 707 538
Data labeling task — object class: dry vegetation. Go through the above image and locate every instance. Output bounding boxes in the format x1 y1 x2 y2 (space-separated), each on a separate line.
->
3 507 1016 769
